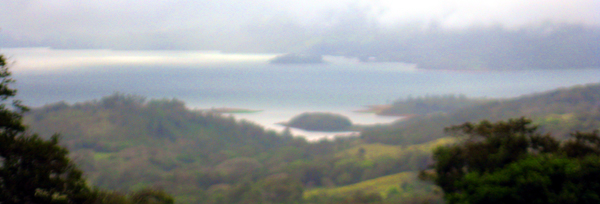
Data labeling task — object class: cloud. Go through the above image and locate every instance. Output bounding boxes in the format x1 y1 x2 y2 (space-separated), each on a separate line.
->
365 0 600 28
0 0 598 50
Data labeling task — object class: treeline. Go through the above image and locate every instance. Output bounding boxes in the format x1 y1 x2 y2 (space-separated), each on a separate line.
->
0 54 177 203
24 94 437 203
377 94 487 116
423 118 600 203
361 83 600 145
22 84 600 203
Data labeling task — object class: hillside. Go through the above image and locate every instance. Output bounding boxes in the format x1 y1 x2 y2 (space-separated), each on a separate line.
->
25 94 317 203
23 94 434 203
362 83 600 145
304 172 442 204
22 83 600 203
374 94 488 116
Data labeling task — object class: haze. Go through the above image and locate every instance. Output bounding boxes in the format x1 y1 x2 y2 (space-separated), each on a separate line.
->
1 0 598 52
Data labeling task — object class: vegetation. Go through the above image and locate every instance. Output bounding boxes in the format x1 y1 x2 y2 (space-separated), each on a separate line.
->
26 95 440 203
362 83 600 145
10 42 600 203
0 54 176 204
204 107 263 114
20 81 600 203
0 54 97 203
377 94 487 116
305 172 442 203
422 117 600 203
285 112 353 131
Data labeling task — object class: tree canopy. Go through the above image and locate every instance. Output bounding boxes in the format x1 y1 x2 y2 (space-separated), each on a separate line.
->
0 54 96 203
286 112 353 131
423 117 600 204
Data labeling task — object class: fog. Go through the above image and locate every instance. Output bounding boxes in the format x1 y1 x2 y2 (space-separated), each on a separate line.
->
3 2 600 202
1 0 598 52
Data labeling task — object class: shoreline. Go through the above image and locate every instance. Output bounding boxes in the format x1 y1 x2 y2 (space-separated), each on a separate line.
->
200 107 263 114
226 108 404 141
353 105 418 118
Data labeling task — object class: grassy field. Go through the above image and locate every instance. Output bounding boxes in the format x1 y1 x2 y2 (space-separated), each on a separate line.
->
335 137 456 161
304 171 440 199
303 138 453 200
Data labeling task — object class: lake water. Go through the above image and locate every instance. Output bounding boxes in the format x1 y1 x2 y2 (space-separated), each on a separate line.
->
4 48 600 140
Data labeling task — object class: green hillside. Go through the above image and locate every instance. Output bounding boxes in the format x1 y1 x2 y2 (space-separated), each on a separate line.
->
335 138 454 160
300 138 453 203
376 94 488 116
21 83 600 203
23 94 437 203
362 83 600 145
304 172 441 202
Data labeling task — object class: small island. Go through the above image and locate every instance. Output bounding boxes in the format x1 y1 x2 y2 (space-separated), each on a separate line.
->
282 112 352 132
269 53 324 64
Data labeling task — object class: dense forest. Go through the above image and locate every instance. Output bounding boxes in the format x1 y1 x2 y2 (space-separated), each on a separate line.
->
362 83 600 145
284 112 353 131
422 118 600 203
24 94 442 203
19 82 600 203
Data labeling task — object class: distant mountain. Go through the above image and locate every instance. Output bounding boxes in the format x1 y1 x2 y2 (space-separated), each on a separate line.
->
304 24 600 70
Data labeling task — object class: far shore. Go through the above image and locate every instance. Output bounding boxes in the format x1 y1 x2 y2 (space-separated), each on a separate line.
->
353 104 392 114
199 107 263 114
354 105 420 118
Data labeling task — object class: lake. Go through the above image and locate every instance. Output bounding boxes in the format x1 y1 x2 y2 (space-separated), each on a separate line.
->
4 48 600 140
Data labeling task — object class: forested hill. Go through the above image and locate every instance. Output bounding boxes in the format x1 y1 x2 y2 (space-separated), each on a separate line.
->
25 95 293 157
22 83 600 203
24 95 312 202
23 94 440 203
362 83 600 145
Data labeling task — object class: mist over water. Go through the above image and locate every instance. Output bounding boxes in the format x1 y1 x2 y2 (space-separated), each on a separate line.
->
7 49 600 139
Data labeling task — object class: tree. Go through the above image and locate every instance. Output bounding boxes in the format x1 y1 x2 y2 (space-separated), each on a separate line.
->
259 174 304 204
0 54 95 203
423 117 600 204
129 188 174 204
286 112 352 131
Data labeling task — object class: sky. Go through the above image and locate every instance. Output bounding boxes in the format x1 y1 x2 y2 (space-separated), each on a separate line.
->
1 0 599 50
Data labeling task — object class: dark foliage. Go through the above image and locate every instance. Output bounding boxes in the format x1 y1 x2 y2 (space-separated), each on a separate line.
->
0 55 95 203
286 112 353 131
24 94 443 202
424 117 600 204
